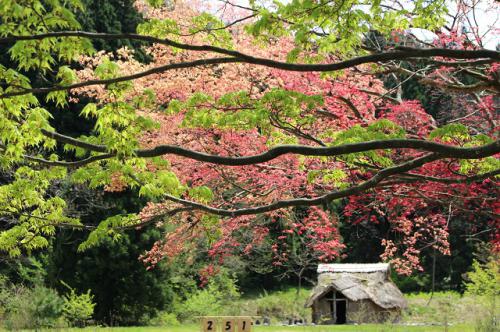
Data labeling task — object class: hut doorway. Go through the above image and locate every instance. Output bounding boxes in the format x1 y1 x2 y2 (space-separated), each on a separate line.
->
326 291 347 324
335 300 346 324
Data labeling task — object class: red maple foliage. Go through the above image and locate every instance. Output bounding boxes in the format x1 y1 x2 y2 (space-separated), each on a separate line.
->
74 0 499 277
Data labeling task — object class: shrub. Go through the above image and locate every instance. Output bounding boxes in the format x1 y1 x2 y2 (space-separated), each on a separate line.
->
0 279 65 330
61 281 96 327
465 259 500 297
464 258 499 332
174 269 240 322
253 288 310 322
31 286 65 328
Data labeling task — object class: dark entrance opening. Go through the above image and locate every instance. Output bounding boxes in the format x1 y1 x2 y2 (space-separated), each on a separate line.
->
326 290 347 324
335 300 347 324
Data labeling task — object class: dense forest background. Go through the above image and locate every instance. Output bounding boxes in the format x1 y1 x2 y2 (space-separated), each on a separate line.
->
0 0 495 327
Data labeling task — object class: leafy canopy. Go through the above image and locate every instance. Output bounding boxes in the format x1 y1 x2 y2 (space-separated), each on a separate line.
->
0 0 497 273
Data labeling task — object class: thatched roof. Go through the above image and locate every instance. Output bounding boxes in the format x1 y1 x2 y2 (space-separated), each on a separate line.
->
305 263 407 310
318 263 390 273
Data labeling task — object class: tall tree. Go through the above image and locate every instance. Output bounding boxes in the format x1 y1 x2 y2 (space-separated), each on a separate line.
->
0 0 175 325
0 0 498 277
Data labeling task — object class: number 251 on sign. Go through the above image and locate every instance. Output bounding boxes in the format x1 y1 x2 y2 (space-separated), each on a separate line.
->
201 317 252 332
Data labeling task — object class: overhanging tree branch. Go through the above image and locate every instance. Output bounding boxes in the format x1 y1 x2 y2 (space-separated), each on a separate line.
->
0 57 240 99
160 153 442 217
36 129 500 166
3 31 499 62
1 32 498 99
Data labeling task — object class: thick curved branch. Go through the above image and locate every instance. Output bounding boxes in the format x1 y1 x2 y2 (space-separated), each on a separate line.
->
1 32 498 99
0 57 239 99
3 31 497 63
38 130 500 166
3 32 499 62
161 153 441 217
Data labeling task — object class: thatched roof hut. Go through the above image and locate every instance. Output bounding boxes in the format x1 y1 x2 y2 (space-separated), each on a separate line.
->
305 263 406 324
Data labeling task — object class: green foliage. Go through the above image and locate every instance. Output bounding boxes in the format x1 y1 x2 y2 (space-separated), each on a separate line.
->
15 256 47 286
77 0 150 62
61 280 96 327
459 156 500 177
189 13 234 48
402 291 497 327
171 89 323 142
76 72 158 158
464 259 500 297
189 186 214 203
0 0 164 256
0 0 92 71
246 0 447 59
0 277 65 329
138 170 186 199
172 286 311 324
250 288 310 321
429 123 470 142
0 167 80 256
307 169 348 188
327 119 405 167
46 66 78 107
197 215 221 247
174 269 240 322
46 224 175 325
138 18 180 40
333 119 405 143
78 213 140 251
0 0 97 256
267 130 299 146
429 125 500 176
145 0 164 8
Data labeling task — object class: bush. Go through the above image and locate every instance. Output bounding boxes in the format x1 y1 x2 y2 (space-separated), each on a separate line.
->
61 281 96 327
253 288 310 322
31 286 66 328
465 259 500 297
0 278 65 330
464 258 499 332
174 269 240 322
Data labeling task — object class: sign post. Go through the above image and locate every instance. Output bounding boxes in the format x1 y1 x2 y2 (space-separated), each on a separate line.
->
200 316 252 332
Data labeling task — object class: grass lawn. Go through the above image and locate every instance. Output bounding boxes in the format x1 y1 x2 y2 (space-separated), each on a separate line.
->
52 324 475 332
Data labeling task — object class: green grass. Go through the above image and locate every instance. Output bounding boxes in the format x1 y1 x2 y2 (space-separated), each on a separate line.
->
252 325 474 332
29 324 475 332
5 291 491 331
223 289 495 327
